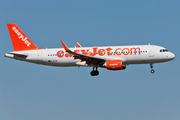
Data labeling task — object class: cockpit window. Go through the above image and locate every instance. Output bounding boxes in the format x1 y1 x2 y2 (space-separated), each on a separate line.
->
160 49 168 52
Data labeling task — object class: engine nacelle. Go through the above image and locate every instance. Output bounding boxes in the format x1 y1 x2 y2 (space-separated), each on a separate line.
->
104 60 126 70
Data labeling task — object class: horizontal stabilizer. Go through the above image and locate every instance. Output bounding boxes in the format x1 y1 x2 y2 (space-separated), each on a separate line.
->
5 52 28 58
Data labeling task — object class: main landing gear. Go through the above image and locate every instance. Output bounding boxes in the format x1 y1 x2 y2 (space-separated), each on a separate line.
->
150 63 155 74
90 66 99 76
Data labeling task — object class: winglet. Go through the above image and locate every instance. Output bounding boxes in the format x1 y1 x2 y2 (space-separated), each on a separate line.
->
76 41 82 48
60 40 69 51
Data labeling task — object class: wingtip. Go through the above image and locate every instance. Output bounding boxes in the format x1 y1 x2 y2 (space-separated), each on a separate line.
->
60 40 69 51
76 41 82 48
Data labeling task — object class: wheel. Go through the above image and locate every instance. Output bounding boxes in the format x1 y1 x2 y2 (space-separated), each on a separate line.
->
90 70 99 76
90 71 95 76
95 70 99 76
151 69 155 74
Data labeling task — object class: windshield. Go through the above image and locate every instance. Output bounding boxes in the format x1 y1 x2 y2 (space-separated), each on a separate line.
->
160 49 168 52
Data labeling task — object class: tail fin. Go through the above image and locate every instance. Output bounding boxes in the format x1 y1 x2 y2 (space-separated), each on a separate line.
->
7 23 41 51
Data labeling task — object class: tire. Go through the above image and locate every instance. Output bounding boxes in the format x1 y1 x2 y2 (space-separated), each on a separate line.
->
91 71 95 76
151 69 155 74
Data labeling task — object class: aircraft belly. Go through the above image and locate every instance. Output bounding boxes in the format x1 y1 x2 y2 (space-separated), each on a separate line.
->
125 57 169 64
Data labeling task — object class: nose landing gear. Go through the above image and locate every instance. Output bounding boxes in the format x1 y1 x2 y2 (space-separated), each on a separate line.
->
90 66 99 76
150 63 155 74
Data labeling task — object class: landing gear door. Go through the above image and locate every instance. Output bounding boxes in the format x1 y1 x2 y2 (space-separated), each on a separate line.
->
149 46 154 57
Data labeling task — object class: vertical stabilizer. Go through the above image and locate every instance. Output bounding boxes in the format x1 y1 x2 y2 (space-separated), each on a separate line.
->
7 23 41 51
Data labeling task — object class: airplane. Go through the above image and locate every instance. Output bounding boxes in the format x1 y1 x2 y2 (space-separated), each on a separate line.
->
5 23 175 76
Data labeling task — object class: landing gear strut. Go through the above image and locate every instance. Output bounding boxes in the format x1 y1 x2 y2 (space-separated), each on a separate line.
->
150 63 155 74
90 66 99 76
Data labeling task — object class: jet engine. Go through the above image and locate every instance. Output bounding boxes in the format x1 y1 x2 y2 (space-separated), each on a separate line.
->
103 60 126 70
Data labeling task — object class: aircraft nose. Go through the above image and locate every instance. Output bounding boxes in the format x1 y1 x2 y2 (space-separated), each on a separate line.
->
169 52 175 60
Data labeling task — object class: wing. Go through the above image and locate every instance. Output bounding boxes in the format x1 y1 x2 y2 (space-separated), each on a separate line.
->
60 40 105 66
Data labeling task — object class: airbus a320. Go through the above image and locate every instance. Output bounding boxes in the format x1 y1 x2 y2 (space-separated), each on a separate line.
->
5 23 175 76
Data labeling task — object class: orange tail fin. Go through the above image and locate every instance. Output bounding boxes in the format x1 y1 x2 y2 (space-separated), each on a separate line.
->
7 23 41 51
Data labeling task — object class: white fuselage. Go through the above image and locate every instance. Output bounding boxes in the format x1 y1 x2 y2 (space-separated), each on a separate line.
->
5 45 175 67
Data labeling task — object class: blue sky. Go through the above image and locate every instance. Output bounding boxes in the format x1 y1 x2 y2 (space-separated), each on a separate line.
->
0 0 180 120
